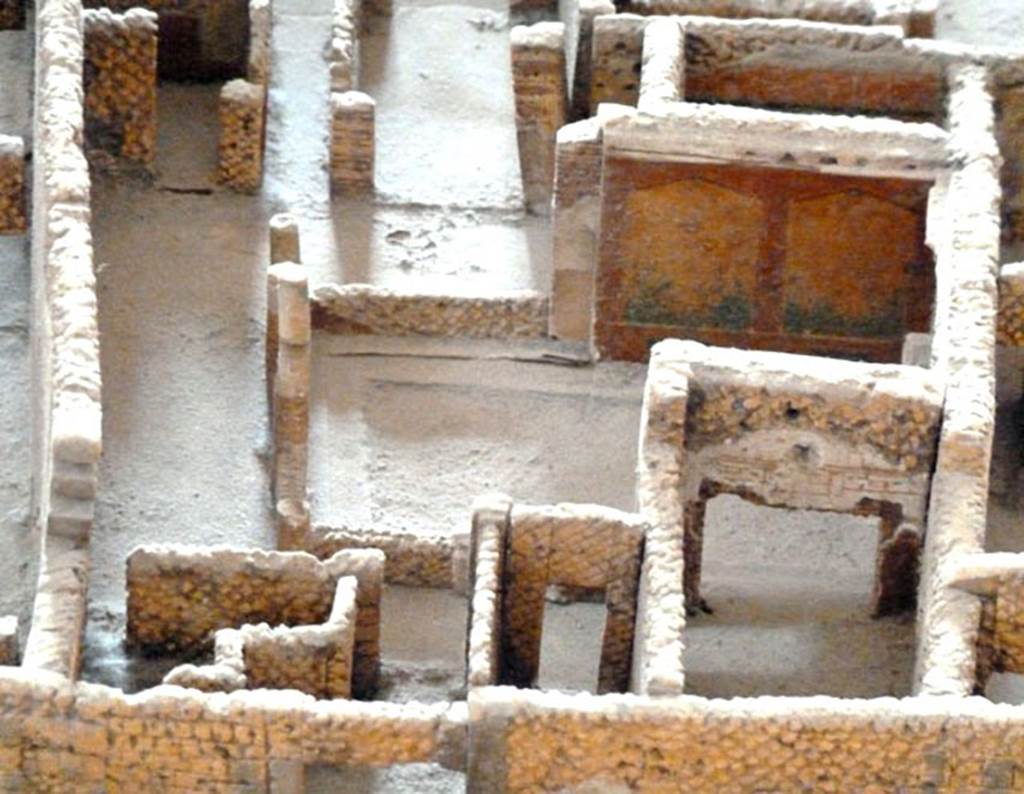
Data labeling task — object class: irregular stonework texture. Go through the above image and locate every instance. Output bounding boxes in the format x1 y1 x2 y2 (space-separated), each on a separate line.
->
0 136 26 234
511 23 567 215
999 86 1024 241
217 78 266 193
0 616 17 665
948 555 1024 682
84 0 250 80
126 546 382 697
330 90 375 192
913 64 1001 698
631 354 688 696
82 8 158 168
467 687 1024 793
312 284 549 339
23 0 102 680
466 497 511 690
166 576 359 699
998 262 1024 346
0 669 467 791
310 526 455 588
329 0 361 92
0 0 24 28
650 340 943 615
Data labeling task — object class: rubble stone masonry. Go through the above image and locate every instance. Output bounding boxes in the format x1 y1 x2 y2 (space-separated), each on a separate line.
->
0 136 26 234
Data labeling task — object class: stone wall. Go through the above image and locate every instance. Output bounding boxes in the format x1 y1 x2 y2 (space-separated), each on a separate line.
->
126 545 383 697
165 576 360 699
0 668 466 791
329 0 360 93
247 0 271 84
652 340 943 615
0 135 26 234
23 0 103 680
549 118 602 342
557 0 613 121
592 16 946 128
0 617 18 665
511 22 567 215
464 500 645 694
310 526 456 588
84 0 250 81
619 0 936 37
83 8 158 168
998 262 1024 346
467 687 1024 792
312 283 549 339
913 64 1001 697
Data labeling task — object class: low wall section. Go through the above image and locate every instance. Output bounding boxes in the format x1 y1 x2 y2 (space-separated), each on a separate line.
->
0 135 26 234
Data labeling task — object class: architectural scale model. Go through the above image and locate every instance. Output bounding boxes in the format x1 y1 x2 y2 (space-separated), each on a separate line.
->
0 0 1023 789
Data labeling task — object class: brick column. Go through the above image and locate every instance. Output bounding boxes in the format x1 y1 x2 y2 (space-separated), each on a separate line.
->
271 263 310 510
218 79 266 193
330 91 375 192
511 22 567 215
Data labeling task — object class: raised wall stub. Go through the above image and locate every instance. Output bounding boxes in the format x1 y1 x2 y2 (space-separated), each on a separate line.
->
312 284 549 339
0 136 25 234
83 8 158 168
217 79 265 193
311 526 455 588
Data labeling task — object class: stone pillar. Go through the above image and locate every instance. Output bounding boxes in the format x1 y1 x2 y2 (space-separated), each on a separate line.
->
270 212 301 264
271 263 310 508
0 136 25 234
275 497 310 551
330 91 375 192
598 544 642 694
267 214 302 413
511 22 567 216
218 79 266 193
